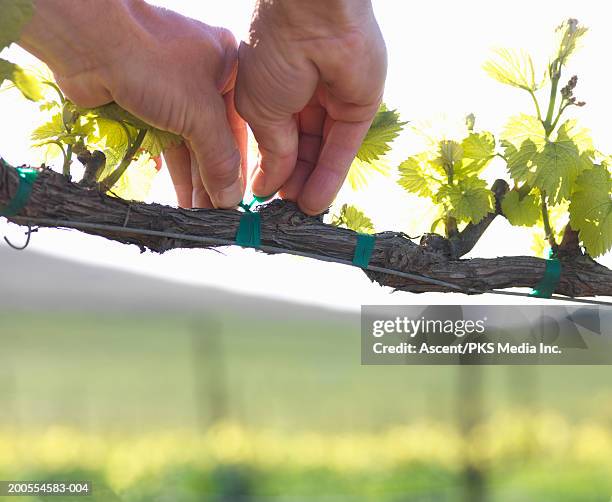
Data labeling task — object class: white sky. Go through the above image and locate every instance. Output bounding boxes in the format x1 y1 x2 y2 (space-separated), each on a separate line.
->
1 0 611 310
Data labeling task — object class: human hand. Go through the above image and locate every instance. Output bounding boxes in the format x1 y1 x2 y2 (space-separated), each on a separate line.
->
235 0 387 215
20 0 247 209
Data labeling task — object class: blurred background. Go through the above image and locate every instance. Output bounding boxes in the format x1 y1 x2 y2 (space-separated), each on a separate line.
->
2 0 612 501
1 248 612 501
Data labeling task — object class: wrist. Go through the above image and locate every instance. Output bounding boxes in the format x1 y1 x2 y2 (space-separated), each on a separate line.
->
19 0 142 82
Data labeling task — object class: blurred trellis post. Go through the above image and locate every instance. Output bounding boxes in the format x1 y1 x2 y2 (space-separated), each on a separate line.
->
191 317 229 428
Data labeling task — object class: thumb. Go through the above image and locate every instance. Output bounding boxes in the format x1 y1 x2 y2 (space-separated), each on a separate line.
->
185 92 244 208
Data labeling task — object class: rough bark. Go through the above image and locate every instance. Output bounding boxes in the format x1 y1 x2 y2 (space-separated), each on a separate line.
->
1 163 611 298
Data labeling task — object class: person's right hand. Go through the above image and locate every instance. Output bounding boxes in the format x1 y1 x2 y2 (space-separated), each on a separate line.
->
20 0 247 209
235 0 387 215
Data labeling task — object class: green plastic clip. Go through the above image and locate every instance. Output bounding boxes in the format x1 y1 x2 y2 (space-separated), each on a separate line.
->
530 249 562 299
353 233 376 269
0 166 39 217
235 200 261 249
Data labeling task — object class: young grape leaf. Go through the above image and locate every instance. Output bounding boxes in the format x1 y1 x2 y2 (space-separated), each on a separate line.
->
86 103 181 156
438 140 463 165
88 118 132 168
397 154 443 198
462 132 496 161
39 101 59 112
435 176 494 224
456 131 496 177
331 204 375 234
555 19 588 66
483 48 538 91
501 190 541 227
0 0 33 50
357 104 406 163
91 118 131 149
431 140 463 182
532 121 594 204
0 58 43 101
30 112 64 142
569 165 612 257
348 104 406 190
106 152 160 202
500 114 546 183
71 116 96 139
347 157 390 190
501 115 594 203
142 129 182 157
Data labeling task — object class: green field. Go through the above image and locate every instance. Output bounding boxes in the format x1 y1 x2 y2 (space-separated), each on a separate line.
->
2 311 612 430
1 311 612 501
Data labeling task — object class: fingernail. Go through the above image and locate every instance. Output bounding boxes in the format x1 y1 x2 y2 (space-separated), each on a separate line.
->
214 179 243 208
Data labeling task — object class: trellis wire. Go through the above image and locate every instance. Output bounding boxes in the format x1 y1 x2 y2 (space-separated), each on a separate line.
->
8 216 612 307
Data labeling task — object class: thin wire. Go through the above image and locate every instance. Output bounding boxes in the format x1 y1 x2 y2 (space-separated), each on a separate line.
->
3 225 36 251
9 216 612 307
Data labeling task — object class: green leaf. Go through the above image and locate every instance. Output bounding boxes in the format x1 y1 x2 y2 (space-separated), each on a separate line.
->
500 114 547 183
569 165 612 257
0 58 43 101
107 152 160 202
92 118 130 149
30 112 64 142
331 204 375 234
501 115 594 203
85 103 180 157
39 101 59 112
438 140 463 166
348 104 406 191
533 120 594 204
88 118 131 169
71 116 96 139
555 19 588 66
142 128 181 157
357 104 406 163
435 176 494 224
502 190 541 227
456 132 496 177
0 0 33 50
397 154 443 198
431 140 463 182
483 48 538 91
347 157 389 191
462 132 496 161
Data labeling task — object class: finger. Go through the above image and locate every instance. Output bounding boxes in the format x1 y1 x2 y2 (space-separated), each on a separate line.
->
280 103 325 200
279 160 315 201
298 119 373 215
249 118 299 199
224 89 248 192
185 91 244 209
186 143 213 209
235 42 304 199
163 142 193 208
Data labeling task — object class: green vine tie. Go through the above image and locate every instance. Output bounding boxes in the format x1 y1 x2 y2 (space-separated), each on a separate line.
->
0 165 39 217
530 249 562 299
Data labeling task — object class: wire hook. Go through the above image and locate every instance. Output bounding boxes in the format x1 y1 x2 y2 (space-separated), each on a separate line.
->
4 225 37 251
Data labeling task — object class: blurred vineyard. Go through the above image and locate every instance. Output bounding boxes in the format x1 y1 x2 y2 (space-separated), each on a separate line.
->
2 412 612 500
1 252 612 501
